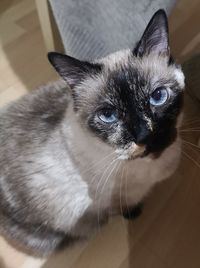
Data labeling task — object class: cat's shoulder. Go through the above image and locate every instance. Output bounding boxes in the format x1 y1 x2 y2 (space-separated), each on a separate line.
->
0 80 70 140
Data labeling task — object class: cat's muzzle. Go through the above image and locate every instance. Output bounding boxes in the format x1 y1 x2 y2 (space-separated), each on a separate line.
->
115 143 146 160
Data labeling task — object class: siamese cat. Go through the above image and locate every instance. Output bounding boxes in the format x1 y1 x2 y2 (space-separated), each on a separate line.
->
0 10 184 255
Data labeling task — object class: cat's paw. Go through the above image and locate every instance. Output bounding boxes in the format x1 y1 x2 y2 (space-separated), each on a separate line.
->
122 202 143 220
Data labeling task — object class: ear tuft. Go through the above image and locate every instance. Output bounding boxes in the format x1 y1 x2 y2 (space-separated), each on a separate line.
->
134 9 169 57
48 52 102 88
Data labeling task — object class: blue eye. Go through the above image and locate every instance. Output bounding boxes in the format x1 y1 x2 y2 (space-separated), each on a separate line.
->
150 87 169 106
98 109 118 123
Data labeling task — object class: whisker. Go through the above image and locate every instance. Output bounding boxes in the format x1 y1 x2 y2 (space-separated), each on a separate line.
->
182 140 200 151
94 159 118 231
125 166 130 219
97 161 119 232
180 130 200 132
119 164 128 227
119 164 124 216
90 157 116 187
109 162 123 220
182 150 200 169
95 158 118 201
95 161 115 233
182 118 200 126
81 151 116 176
110 161 122 219
99 160 119 198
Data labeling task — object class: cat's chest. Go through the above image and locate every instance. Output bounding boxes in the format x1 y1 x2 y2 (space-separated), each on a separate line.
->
82 158 156 209
32 132 180 230
83 142 180 210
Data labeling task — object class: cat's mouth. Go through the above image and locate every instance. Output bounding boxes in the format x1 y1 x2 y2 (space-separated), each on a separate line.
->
115 131 177 160
115 143 146 160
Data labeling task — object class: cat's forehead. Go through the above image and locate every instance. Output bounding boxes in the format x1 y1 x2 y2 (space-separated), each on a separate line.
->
98 50 184 90
97 49 132 69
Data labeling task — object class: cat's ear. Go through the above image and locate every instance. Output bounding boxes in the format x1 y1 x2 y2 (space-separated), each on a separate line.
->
134 9 169 57
48 52 102 88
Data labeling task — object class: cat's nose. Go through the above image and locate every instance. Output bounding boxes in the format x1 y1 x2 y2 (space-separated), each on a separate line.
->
128 143 146 159
135 124 151 145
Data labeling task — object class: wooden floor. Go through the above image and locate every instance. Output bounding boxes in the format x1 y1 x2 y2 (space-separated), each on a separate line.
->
0 1 200 268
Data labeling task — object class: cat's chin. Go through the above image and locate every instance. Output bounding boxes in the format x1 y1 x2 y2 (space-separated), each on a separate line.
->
117 154 143 161
116 153 155 164
116 144 175 161
115 143 146 160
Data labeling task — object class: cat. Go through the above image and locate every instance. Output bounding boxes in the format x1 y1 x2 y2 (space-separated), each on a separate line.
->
0 9 185 256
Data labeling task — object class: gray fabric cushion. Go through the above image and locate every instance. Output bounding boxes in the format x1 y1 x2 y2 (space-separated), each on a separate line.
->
49 0 176 60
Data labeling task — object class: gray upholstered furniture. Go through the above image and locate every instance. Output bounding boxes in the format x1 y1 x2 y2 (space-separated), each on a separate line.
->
48 0 176 60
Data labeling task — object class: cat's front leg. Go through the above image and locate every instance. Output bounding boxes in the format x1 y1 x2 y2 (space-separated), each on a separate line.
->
122 202 143 220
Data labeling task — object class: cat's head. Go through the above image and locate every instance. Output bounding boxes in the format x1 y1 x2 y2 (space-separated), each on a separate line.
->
48 10 185 160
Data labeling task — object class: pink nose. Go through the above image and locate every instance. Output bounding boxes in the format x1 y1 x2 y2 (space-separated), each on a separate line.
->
132 144 145 157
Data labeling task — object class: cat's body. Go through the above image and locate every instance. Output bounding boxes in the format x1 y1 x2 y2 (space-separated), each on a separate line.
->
0 10 185 255
0 80 181 254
